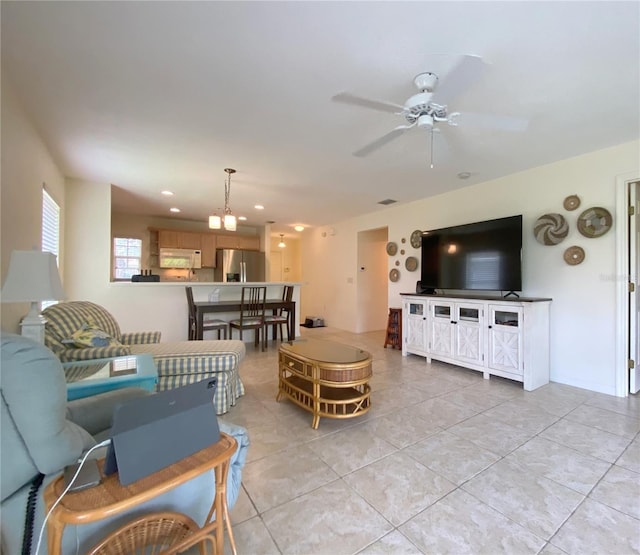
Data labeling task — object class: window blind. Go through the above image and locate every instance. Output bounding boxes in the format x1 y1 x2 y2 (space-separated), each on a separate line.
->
42 187 60 309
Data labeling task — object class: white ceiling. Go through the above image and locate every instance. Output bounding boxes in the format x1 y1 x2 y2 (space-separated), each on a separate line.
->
2 2 639 236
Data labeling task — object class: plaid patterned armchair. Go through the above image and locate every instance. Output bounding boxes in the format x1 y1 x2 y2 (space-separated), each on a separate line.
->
43 301 161 362
43 301 246 414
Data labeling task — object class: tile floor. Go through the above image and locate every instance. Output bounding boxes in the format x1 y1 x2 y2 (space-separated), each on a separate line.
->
219 327 640 555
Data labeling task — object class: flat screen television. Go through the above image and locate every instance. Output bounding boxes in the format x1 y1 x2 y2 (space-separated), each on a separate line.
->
420 215 522 293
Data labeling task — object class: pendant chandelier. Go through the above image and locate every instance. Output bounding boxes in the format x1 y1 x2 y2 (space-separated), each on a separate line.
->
209 168 237 231
278 234 286 248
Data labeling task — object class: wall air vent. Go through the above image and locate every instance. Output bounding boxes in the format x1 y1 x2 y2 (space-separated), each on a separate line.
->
378 199 397 206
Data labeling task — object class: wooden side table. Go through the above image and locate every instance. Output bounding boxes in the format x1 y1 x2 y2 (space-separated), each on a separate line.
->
44 433 237 555
384 308 402 350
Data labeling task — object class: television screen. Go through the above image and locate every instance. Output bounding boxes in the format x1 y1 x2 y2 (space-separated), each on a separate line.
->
420 215 522 292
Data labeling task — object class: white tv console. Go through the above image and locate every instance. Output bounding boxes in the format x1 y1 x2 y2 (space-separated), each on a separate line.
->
401 293 551 391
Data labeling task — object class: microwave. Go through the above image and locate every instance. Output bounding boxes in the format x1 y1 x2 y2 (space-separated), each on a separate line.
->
159 248 202 269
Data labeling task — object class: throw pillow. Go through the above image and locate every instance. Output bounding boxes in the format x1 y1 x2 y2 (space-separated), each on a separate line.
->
63 321 123 348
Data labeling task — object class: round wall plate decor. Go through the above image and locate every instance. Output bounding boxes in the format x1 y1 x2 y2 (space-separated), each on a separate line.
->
534 213 569 245
577 207 612 238
389 268 400 282
395 260 400 266
410 230 422 248
405 256 418 272
563 195 580 211
564 245 585 265
386 242 398 256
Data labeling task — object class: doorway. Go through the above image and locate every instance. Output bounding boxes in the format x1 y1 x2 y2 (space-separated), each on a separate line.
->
356 227 388 333
270 250 283 282
615 174 640 395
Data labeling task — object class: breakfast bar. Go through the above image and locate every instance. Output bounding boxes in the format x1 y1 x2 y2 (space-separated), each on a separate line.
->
107 281 302 343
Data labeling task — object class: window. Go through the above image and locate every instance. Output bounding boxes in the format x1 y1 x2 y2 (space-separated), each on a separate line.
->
42 187 60 309
113 237 142 280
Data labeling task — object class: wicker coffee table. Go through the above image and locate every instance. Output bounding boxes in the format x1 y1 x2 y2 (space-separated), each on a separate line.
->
277 339 372 429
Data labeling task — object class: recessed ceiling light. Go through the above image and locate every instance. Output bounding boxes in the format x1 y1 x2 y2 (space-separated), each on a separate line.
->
238 216 247 221
161 190 174 196
169 207 180 213
254 205 264 210
294 225 305 232
457 172 472 180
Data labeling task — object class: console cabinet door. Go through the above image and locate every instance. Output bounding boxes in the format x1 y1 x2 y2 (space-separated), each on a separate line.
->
403 300 428 355
487 305 523 375
454 303 484 364
429 301 455 357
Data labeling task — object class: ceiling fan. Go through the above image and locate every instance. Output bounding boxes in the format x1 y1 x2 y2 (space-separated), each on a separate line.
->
332 55 528 165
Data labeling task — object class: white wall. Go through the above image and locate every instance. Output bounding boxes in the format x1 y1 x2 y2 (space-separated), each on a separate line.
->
300 141 640 395
268 235 302 282
0 77 66 333
64 179 113 302
301 222 360 331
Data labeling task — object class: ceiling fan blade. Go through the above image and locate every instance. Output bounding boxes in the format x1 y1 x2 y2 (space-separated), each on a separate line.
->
353 124 414 157
456 111 529 132
431 55 487 104
332 92 405 114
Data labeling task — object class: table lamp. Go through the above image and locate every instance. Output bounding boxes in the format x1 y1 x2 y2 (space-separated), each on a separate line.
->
1 250 66 343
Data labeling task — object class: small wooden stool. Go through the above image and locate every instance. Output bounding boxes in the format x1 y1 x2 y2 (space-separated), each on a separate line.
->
384 308 402 350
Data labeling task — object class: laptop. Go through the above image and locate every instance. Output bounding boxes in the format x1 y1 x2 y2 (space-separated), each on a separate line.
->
104 377 219 485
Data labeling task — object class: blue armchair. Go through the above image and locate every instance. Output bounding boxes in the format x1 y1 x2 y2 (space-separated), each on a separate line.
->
0 333 249 554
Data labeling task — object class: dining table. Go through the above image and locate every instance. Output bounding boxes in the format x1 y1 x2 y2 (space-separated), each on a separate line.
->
193 299 296 341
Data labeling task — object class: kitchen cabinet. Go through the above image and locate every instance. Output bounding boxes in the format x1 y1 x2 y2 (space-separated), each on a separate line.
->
157 230 202 250
200 234 217 268
152 227 260 258
215 234 260 251
401 294 551 391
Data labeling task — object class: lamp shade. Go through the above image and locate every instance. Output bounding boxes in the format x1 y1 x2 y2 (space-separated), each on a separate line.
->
1 250 65 302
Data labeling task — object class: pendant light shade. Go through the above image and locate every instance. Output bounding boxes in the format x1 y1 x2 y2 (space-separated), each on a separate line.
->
278 234 286 248
224 214 237 232
209 167 237 231
209 215 221 229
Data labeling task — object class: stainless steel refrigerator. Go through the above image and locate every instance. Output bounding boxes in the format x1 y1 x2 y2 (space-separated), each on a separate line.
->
214 249 266 282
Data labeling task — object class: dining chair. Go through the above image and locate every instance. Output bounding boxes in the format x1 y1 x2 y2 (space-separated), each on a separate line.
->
263 285 294 345
185 286 228 340
229 286 267 350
